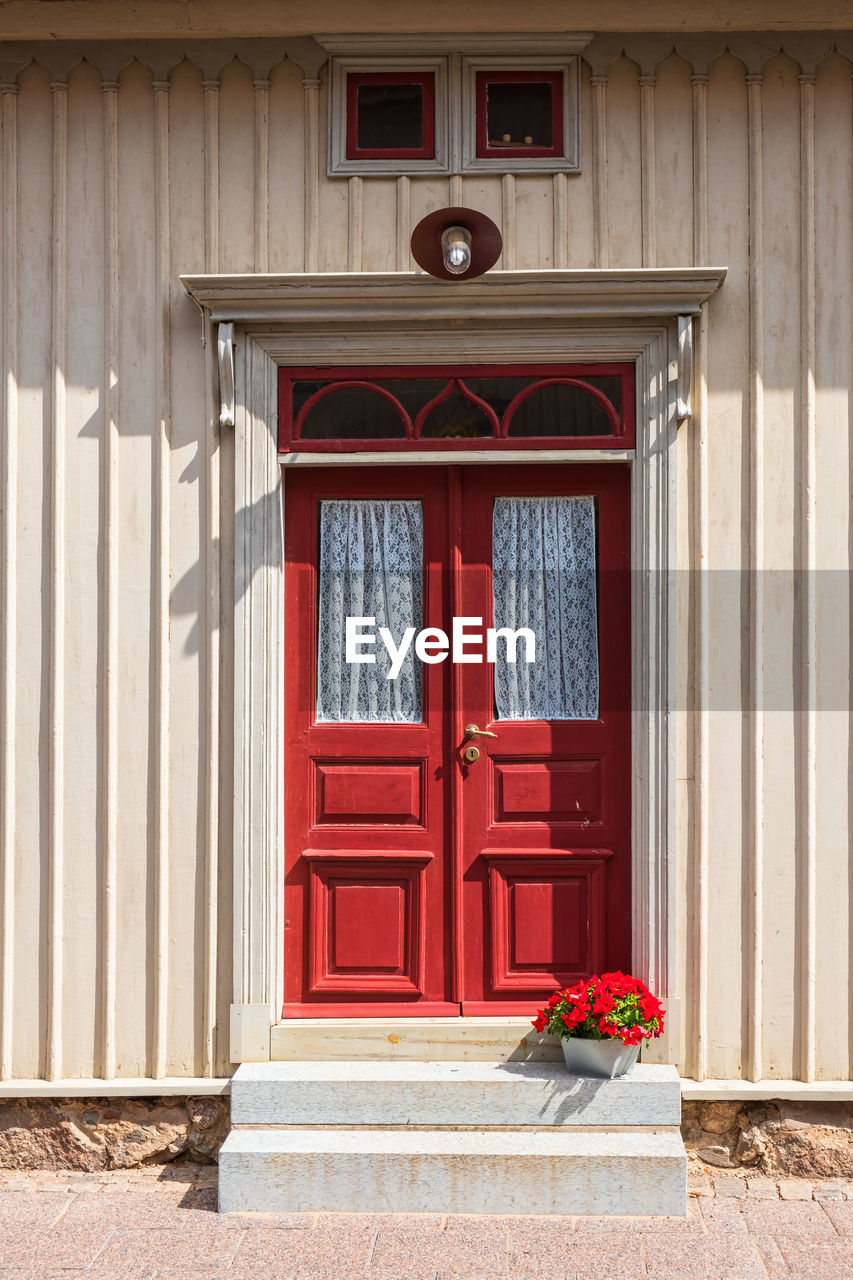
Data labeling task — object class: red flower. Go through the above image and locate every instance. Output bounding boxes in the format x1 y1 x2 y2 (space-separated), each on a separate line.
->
533 974 665 1046
639 993 664 1022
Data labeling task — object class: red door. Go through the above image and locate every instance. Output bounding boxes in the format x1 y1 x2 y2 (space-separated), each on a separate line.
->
283 464 631 1016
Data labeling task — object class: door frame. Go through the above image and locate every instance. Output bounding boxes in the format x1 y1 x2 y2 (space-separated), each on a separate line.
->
182 267 726 1067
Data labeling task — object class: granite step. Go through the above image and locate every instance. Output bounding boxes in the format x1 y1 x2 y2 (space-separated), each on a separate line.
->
218 1126 687 1216
230 1060 682 1128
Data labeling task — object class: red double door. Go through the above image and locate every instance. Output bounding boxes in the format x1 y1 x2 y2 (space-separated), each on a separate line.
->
283 464 631 1016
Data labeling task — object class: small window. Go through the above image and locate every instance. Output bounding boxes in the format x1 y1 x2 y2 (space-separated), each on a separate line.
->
279 365 633 453
476 72 563 160
329 57 449 175
462 57 580 173
346 73 435 161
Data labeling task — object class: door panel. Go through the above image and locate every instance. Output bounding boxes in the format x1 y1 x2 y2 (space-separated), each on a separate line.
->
283 463 631 1017
458 465 631 1013
283 468 455 1015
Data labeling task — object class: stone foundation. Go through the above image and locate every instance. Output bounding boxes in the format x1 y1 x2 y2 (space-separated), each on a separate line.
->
0 1095 851 1176
682 1101 853 1178
0 1097 229 1171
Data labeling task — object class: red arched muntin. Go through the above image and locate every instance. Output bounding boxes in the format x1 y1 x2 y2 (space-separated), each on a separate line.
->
279 363 634 453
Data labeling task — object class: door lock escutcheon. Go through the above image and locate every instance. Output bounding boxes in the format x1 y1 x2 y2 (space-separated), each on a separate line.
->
463 744 480 764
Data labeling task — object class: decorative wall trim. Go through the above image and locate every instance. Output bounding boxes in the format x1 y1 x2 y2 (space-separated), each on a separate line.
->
690 69 710 1083
746 70 765 1086
47 74 68 1084
0 1077 231 1098
182 269 725 1066
676 315 693 422
681 1079 853 1103
0 81 18 1084
317 34 594 56
0 33 850 85
218 323 235 428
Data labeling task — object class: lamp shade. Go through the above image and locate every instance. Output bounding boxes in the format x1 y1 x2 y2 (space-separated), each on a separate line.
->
410 206 503 280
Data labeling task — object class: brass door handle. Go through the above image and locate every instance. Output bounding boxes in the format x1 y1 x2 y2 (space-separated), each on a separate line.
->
464 724 498 740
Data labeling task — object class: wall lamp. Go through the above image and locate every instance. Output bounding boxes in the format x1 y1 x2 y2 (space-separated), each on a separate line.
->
410 206 503 281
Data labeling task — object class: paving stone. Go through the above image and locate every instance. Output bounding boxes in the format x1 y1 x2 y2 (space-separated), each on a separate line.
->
750 1236 791 1280
813 1182 848 1200
713 1177 746 1198
233 1223 376 1272
632 1236 767 1279
740 1199 837 1237
59 1187 205 1229
507 1229 647 1276
573 1202 703 1234
818 1200 853 1237
0 1272 159 1280
0 1222 118 1269
746 1178 778 1199
96 1225 244 1271
0 1190 72 1226
779 1179 813 1201
776 1239 853 1279
372 1219 508 1277
216 1209 319 1231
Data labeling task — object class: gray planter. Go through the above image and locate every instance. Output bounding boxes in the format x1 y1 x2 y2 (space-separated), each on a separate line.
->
560 1036 640 1079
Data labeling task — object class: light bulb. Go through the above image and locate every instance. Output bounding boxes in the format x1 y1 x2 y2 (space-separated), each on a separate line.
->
440 225 473 275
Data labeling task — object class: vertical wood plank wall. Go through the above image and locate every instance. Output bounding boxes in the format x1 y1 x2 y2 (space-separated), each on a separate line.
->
0 38 852 1082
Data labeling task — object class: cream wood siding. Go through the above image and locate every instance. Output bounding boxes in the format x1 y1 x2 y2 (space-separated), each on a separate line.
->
0 33 852 1082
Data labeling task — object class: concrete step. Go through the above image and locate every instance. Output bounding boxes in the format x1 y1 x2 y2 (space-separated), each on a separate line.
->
270 1016 562 1062
219 1126 687 1216
231 1061 682 1127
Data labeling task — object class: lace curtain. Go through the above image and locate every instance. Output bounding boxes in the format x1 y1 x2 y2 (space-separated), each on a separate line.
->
492 496 599 721
317 500 423 723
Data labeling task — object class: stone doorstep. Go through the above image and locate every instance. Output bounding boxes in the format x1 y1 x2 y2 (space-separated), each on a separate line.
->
270 1016 563 1061
230 1061 682 1128
218 1126 687 1216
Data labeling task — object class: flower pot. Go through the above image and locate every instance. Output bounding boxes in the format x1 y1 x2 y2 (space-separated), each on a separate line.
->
560 1036 640 1079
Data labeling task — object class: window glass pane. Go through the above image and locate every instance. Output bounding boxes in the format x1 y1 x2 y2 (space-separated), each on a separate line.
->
486 81 554 149
357 83 424 151
419 385 495 438
317 500 423 723
506 382 614 437
290 374 622 443
492 496 599 720
298 385 408 440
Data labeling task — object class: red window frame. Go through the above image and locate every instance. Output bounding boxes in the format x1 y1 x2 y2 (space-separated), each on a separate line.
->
475 70 564 161
346 72 436 161
277 363 635 454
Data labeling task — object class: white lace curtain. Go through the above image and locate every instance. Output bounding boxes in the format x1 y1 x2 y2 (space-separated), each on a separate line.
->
492 496 599 720
317 500 423 723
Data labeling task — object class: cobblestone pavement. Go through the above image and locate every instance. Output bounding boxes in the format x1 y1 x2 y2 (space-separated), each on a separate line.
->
1 1163 853 1278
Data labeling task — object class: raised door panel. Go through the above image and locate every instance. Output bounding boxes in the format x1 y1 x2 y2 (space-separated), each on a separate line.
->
283 468 453 1015
459 464 631 1012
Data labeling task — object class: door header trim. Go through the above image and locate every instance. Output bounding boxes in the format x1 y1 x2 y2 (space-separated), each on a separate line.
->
182 267 726 326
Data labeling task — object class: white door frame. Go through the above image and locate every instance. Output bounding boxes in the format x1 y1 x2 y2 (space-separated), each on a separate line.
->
181 267 726 1065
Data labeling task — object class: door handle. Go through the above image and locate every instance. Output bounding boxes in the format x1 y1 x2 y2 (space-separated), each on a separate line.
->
464 724 498 740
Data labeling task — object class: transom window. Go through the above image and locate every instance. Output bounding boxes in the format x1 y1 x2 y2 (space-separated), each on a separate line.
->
278 364 634 453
